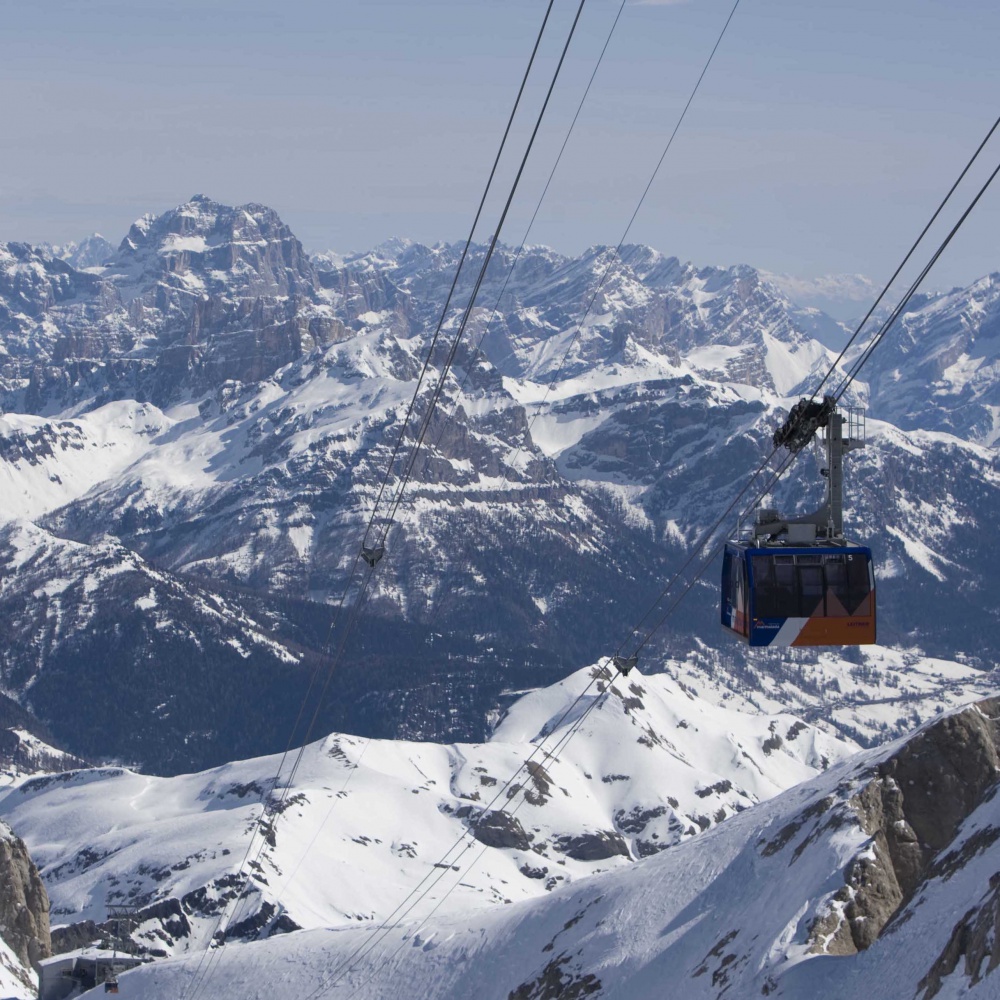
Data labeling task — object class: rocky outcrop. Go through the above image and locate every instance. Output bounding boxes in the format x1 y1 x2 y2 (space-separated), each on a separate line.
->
553 831 630 862
918 872 1000 999
0 196 349 406
0 822 51 971
809 699 1000 956
508 953 602 999
469 810 533 852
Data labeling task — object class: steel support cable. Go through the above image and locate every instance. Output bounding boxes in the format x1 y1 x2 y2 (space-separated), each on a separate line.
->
377 0 590 539
272 0 560 784
297 668 609 1000
316 668 616 1000
183 10 561 999
450 0 630 395
498 0 743 487
357 122 1000 785
359 0 558 552
810 115 1000 404
834 156 1000 400
222 571 383 947
264 13 597 953
202 0 572 937
190 11 585 993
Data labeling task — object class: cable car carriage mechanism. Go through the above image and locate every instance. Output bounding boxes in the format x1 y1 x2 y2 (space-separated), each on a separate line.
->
721 396 875 647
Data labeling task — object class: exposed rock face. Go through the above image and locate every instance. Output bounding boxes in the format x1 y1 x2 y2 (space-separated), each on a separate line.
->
508 953 602 999
1 196 347 405
918 872 1000 998
469 810 533 852
809 698 1000 956
553 831 630 862
0 822 51 971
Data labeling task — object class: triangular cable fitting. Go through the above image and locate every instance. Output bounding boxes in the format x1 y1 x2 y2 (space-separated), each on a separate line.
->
612 654 637 676
361 545 385 568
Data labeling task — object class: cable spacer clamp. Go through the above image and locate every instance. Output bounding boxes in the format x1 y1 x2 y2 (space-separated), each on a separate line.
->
612 654 638 677
361 544 385 568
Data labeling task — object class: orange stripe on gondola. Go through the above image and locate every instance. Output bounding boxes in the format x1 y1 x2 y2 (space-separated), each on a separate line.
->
791 615 876 646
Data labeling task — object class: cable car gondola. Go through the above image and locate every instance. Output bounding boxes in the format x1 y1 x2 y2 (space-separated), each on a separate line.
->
721 396 876 647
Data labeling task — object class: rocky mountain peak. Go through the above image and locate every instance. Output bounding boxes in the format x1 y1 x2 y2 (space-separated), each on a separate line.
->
861 268 1000 442
107 195 319 299
39 233 115 271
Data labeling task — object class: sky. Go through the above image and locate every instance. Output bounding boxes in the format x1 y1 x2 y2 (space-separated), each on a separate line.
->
2 0 999 302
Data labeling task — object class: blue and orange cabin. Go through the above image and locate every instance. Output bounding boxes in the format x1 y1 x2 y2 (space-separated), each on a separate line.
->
721 541 875 647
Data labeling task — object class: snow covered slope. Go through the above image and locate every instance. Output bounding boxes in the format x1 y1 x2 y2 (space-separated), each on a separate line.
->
861 273 1000 443
0 400 169 520
0 518 310 771
99 696 1000 1000
0 666 853 959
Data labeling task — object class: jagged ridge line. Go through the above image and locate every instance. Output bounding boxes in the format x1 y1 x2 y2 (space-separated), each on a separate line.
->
496 0 744 491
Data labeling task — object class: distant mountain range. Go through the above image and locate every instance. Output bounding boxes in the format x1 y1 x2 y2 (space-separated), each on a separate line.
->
0 196 998 774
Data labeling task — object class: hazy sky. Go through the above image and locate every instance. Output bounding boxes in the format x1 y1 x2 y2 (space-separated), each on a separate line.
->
2 0 998 291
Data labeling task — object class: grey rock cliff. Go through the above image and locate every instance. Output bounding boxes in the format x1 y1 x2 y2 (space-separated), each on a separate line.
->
0 821 51 975
809 698 1000 961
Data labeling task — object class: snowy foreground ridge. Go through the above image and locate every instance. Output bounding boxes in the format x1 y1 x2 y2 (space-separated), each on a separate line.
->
74 695 1000 1000
5 671 1000 999
0 667 851 947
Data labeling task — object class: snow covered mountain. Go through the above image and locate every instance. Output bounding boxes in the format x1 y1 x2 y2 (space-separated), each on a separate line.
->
81 696 1000 1000
14 687 1000 1000
0 196 998 774
42 234 115 272
0 667 854 961
1 196 999 998
860 273 1000 444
